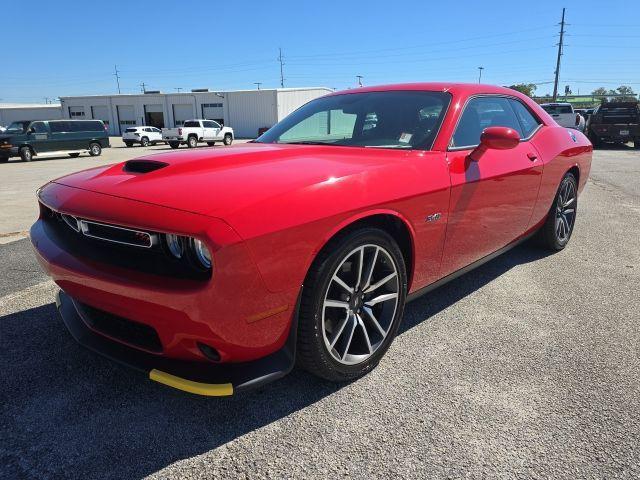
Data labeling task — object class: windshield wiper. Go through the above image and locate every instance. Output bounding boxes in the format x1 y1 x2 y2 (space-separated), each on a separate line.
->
279 141 337 146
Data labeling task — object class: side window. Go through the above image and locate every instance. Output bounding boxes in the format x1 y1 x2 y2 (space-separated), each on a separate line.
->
211 121 221 129
509 100 542 138
30 122 48 133
452 97 522 148
202 121 215 128
50 121 72 133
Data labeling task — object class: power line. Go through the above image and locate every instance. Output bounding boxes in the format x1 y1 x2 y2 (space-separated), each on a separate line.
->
552 7 566 101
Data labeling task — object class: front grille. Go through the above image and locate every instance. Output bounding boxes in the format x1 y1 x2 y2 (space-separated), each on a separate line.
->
76 301 163 353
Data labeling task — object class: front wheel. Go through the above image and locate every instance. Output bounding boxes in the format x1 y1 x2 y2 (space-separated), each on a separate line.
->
187 136 198 148
297 228 407 381
89 143 101 156
537 172 578 251
223 133 233 146
19 147 33 162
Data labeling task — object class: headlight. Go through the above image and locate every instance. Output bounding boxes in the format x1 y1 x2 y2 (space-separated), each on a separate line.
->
192 239 212 269
164 233 184 258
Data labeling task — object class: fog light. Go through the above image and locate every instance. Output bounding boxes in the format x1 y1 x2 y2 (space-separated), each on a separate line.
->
192 239 211 269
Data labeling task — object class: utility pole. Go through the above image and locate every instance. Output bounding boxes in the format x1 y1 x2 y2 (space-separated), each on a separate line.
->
356 75 363 87
175 87 183 92
478 67 484 84
278 48 285 88
113 65 121 94
552 7 566 101
140 82 147 93
254 82 262 90
43 97 49 104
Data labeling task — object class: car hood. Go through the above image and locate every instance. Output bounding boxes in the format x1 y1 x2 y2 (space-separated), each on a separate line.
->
51 142 413 220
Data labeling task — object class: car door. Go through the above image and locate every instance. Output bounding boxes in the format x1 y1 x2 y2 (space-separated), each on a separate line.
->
150 127 162 142
440 95 543 277
201 121 215 140
210 121 223 140
27 121 52 152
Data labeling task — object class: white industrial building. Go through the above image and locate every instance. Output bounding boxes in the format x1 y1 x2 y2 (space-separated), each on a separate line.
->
0 103 63 126
57 87 332 138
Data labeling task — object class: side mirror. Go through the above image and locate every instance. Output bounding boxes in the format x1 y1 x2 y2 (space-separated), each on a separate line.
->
27 127 36 134
468 126 520 161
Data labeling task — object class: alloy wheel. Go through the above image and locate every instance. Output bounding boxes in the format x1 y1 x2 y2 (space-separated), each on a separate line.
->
555 178 577 243
322 244 399 365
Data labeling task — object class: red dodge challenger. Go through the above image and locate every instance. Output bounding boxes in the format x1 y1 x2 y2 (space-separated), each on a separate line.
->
31 83 592 396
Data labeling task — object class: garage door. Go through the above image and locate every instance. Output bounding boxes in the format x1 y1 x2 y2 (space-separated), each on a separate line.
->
91 105 110 131
144 104 164 128
172 104 194 126
68 106 85 118
116 105 135 134
202 103 224 124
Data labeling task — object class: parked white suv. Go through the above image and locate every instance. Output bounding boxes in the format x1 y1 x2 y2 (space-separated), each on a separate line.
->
162 119 234 149
540 103 586 132
122 126 164 147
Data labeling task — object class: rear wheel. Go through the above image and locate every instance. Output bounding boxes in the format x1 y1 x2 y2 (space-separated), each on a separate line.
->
634 138 640 150
297 228 407 381
187 136 198 148
223 133 233 146
169 141 180 149
68 153 81 158
537 172 578 251
140 136 149 147
0 156 8 163
89 143 101 156
19 147 33 162
124 141 133 148
206 142 216 146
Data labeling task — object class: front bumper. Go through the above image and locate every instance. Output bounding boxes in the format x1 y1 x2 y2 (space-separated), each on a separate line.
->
56 289 297 396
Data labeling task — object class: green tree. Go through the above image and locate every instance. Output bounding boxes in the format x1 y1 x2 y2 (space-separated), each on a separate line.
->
614 85 636 102
591 87 608 96
508 83 537 97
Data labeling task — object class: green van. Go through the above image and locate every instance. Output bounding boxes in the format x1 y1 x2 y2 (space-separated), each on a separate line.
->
0 119 110 162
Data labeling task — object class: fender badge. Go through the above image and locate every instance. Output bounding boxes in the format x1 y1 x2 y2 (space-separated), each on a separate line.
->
569 130 577 143
426 213 442 222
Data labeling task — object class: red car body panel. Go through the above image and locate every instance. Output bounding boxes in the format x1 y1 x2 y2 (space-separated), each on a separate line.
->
31 83 592 376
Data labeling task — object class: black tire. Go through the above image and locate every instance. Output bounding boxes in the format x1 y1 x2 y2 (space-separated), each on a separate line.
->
68 153 81 158
296 227 407 382
206 142 216 146
589 133 601 149
169 141 180 149
634 138 640 150
536 172 578 251
187 136 198 148
89 142 101 156
19 147 33 162
223 133 233 146
0 156 8 163
140 136 149 147
124 141 133 148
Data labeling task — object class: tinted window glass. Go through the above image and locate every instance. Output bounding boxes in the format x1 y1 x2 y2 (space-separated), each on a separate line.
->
183 121 200 128
541 105 572 115
30 122 48 133
509 99 542 138
452 97 522 148
257 91 451 150
50 121 72 133
125 127 137 133
202 121 215 128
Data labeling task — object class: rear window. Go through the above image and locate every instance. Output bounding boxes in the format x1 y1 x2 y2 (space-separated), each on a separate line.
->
125 127 138 133
183 121 200 128
541 105 572 115
598 106 639 124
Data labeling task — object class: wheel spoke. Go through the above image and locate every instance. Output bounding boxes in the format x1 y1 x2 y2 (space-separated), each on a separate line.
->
341 315 357 360
354 247 364 290
364 272 397 293
362 247 379 290
332 274 354 294
324 299 349 310
561 214 570 233
365 292 398 306
357 314 373 354
563 208 575 215
329 313 351 348
362 306 387 336
563 197 575 208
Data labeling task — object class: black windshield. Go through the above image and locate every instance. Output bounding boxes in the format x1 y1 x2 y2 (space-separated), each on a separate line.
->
257 91 451 150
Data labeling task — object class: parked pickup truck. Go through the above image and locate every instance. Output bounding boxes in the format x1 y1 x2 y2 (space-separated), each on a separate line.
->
162 119 234 149
540 103 586 132
587 102 640 149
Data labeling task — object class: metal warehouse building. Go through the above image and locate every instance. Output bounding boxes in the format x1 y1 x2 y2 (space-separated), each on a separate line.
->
0 103 63 125
58 87 332 138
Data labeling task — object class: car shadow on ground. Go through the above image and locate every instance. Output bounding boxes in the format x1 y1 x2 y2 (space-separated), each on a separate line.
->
593 142 636 151
0 243 550 479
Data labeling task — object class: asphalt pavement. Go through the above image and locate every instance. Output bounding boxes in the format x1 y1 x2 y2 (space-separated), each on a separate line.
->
1 147 638 479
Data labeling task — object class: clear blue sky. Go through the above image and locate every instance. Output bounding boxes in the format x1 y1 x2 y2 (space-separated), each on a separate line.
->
1 0 638 103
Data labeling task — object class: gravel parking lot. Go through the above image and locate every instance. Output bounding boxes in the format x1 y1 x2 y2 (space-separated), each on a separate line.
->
1 146 639 479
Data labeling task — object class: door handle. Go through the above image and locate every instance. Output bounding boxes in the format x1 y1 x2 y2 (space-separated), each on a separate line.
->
527 152 538 161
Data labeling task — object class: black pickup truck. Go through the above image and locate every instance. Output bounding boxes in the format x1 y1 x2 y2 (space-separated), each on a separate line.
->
587 102 640 149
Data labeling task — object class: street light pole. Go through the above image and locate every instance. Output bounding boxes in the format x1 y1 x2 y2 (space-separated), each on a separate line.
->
478 66 484 84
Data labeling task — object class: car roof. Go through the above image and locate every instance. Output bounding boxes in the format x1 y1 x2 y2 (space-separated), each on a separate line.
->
540 102 571 106
329 82 526 97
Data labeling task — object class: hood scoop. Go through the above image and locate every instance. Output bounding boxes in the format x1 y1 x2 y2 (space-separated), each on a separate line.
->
123 159 169 174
